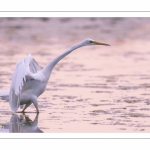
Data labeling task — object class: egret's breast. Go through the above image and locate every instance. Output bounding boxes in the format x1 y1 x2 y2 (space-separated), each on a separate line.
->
22 79 47 98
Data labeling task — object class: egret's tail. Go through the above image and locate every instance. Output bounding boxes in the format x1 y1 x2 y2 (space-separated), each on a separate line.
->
0 90 24 109
0 90 10 101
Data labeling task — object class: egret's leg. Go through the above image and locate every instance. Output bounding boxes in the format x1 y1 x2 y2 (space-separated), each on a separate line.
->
21 102 32 112
32 97 39 113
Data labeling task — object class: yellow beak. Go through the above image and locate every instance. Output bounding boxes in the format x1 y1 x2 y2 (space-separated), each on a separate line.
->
93 41 110 46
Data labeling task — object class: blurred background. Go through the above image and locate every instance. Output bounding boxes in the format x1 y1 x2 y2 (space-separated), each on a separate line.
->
0 17 150 44
1 17 150 132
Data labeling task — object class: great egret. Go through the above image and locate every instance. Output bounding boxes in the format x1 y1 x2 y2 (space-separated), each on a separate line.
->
0 38 110 113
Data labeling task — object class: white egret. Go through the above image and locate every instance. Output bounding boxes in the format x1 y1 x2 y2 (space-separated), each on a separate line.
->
0 38 110 112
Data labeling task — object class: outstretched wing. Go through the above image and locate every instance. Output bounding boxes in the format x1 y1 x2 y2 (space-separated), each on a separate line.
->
9 54 41 112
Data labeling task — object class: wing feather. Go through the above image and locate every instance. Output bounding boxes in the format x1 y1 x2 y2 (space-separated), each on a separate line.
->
9 54 41 112
29 58 41 73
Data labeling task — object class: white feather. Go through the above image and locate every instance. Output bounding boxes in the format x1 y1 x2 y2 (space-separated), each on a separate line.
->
9 54 41 112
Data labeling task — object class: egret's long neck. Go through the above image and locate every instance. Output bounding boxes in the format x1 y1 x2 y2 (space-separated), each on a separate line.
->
42 42 84 80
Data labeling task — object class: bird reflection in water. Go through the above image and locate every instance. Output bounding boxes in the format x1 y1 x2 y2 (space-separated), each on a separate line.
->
2 113 43 133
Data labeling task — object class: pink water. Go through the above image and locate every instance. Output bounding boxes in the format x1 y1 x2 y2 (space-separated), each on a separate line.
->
1 18 150 132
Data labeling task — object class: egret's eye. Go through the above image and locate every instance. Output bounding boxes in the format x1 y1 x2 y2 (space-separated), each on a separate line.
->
89 40 94 43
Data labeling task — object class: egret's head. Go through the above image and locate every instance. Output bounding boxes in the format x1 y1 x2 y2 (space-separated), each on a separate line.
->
82 38 110 46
